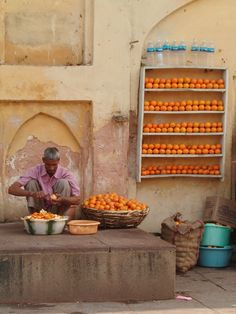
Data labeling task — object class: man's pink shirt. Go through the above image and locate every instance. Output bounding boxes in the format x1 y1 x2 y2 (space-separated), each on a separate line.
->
17 164 80 196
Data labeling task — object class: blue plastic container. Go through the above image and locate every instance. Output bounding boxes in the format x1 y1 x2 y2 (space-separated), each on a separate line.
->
201 223 232 247
198 245 232 267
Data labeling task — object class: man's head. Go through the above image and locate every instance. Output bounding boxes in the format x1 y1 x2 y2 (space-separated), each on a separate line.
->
42 147 60 177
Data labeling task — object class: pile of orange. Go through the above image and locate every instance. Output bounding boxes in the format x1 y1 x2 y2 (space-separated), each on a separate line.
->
141 164 220 176
144 99 224 112
143 122 223 133
83 192 147 211
142 143 222 155
145 77 225 89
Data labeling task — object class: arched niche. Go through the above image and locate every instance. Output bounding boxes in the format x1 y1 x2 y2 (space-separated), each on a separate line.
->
5 112 82 220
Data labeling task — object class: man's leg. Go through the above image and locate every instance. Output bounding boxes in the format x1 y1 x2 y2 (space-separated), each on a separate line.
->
52 179 75 219
25 179 44 214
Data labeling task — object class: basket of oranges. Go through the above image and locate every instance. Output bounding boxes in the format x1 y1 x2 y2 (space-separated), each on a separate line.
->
82 193 149 228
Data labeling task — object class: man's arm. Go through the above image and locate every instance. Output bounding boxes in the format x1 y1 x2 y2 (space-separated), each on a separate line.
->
8 182 33 197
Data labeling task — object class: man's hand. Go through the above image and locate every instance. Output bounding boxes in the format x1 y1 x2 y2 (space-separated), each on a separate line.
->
29 191 48 199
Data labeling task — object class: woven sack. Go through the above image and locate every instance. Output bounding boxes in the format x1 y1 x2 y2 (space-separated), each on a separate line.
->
161 212 204 273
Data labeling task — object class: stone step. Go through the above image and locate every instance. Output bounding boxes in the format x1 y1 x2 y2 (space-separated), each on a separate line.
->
0 223 175 303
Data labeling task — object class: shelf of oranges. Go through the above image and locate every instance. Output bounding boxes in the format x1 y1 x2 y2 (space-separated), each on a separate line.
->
137 66 228 182
141 143 222 158
143 99 224 113
144 77 225 90
142 122 223 135
141 164 221 179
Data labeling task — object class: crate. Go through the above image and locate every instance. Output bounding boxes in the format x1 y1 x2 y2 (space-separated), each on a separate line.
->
204 196 236 228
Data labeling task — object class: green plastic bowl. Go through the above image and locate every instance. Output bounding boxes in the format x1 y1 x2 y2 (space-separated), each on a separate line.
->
201 223 232 247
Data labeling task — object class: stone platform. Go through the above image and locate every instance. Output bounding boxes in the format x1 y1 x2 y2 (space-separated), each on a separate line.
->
0 222 175 303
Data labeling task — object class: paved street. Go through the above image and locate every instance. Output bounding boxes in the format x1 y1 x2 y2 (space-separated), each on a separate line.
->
0 265 235 314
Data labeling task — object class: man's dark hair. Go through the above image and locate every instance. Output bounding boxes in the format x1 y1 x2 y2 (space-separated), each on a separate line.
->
43 147 60 160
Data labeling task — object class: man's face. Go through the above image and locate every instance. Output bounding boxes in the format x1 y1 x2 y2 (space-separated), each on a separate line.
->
42 158 60 177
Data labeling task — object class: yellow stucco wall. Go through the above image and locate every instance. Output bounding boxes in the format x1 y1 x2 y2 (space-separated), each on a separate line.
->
1 0 236 232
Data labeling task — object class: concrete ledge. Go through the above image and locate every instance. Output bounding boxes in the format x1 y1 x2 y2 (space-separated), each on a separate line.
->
0 223 175 303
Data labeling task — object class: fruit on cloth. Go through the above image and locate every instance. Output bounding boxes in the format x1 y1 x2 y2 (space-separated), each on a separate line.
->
83 193 147 211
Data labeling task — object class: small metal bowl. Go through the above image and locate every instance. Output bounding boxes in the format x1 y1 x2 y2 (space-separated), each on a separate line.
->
67 220 100 235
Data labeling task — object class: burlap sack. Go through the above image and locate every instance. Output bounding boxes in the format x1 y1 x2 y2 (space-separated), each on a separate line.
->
161 212 204 273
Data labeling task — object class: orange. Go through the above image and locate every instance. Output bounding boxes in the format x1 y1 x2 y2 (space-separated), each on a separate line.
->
205 122 211 128
192 105 199 111
145 83 153 88
186 105 192 111
150 100 157 106
206 83 213 89
184 77 191 83
191 78 197 84
171 78 178 83
217 79 224 85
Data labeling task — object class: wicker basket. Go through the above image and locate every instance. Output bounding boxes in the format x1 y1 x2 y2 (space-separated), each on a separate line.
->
82 207 150 228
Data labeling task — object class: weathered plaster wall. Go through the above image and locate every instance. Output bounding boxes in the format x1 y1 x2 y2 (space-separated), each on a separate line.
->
1 0 236 232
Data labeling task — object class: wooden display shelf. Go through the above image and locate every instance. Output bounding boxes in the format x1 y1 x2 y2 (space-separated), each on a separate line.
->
137 66 228 182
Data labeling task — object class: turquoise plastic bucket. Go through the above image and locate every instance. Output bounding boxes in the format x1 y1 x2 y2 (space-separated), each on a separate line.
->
198 245 232 267
200 223 232 247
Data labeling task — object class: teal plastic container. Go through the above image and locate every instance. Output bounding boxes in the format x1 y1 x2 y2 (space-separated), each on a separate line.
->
198 245 232 267
201 223 232 247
